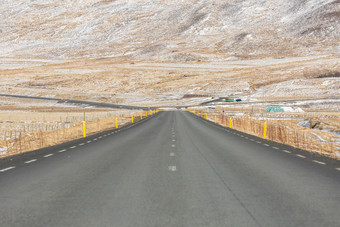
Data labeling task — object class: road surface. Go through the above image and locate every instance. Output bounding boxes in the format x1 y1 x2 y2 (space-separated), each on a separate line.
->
0 93 153 110
0 111 339 226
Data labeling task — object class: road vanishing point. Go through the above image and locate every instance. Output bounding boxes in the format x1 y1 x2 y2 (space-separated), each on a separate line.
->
0 111 339 227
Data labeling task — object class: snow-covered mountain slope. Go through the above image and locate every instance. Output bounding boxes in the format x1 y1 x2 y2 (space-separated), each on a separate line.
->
0 0 339 60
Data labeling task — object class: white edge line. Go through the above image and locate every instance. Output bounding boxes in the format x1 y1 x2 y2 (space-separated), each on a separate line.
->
0 166 15 172
25 159 37 164
44 154 54 158
312 160 326 165
296 154 306 158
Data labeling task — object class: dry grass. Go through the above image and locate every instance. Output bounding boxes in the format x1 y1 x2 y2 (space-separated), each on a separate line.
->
192 109 340 159
0 110 151 158
0 54 339 108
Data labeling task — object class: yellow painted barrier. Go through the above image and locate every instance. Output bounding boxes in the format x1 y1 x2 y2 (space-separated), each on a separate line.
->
82 121 86 138
116 118 118 128
206 114 208 120
140 113 143 119
215 116 217 124
131 115 134 123
263 123 267 139
230 118 232 128
146 111 148 117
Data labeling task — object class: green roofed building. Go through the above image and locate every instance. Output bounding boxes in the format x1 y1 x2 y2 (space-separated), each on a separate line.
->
265 106 285 112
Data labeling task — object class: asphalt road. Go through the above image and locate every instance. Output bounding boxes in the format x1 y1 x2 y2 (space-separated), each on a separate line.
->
0 93 153 110
0 111 339 227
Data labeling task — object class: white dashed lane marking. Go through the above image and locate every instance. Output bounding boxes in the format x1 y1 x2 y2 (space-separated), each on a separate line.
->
283 150 291 153
44 154 54 158
79 143 85 146
313 160 326 165
336 168 340 171
170 153 175 157
272 147 279 150
264 144 270 146
168 166 177 171
171 145 176 148
0 167 15 172
296 154 306 158
70 146 77 149
87 141 91 143
250 139 254 141
25 159 37 164
58 149 66 153
256 141 261 144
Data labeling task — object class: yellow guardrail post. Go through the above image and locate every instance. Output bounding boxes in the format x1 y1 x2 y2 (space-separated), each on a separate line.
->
116 118 118 128
215 116 217 124
140 113 143 119
206 114 208 120
82 121 86 138
263 122 267 139
131 115 134 123
229 118 232 128
146 111 148 117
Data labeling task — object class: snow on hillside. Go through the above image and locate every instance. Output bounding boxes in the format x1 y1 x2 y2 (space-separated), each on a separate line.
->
0 0 339 60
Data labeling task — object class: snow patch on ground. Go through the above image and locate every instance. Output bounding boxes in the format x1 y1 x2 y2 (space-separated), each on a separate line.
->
282 107 304 112
0 147 8 155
